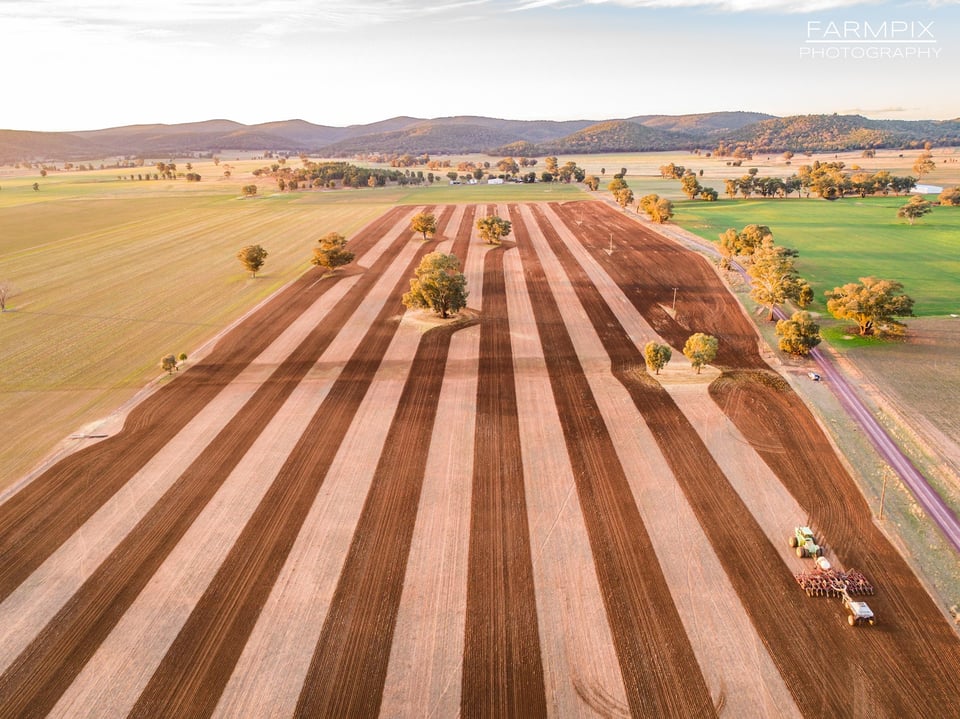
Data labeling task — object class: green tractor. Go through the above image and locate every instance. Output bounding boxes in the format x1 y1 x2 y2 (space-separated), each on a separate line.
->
789 526 822 559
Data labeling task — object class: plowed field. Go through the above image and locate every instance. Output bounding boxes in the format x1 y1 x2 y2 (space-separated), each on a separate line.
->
0 200 957 719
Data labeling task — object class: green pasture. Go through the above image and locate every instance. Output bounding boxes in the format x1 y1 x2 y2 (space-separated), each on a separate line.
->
673 195 960 317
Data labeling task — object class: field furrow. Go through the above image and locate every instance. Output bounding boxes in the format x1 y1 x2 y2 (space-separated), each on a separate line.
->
0 201 956 719
510 203 715 717
503 245 630 717
461 239 548 717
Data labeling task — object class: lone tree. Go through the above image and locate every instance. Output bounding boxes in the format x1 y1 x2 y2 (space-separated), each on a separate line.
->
897 195 932 225
0 281 16 312
683 333 718 374
411 211 438 241
476 215 512 245
311 232 354 273
241 184 257 197
748 237 813 320
644 341 673 375
237 244 268 278
402 251 468 319
775 311 822 356
825 276 915 337
913 151 936 181
161 354 178 374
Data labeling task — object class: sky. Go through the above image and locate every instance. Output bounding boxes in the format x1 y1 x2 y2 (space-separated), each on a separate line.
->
2 0 958 131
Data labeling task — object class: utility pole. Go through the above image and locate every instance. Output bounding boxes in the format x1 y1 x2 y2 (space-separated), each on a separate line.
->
878 472 888 520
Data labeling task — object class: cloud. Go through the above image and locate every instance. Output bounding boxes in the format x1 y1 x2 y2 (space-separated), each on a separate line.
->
512 0 958 12
0 0 496 32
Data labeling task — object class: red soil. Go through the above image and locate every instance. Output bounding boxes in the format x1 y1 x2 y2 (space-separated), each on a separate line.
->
0 200 957 719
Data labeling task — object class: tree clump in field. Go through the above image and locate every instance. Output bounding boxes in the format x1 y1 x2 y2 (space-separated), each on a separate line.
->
938 187 960 206
237 244 268 278
717 224 772 268
775 311 822 356
683 333 718 374
638 193 674 224
583 175 600 191
748 237 813 321
410 212 438 241
644 341 672 375
614 186 634 211
825 276 915 337
241 184 257 197
161 354 179 374
403 252 468 319
897 195 932 225
476 215 512 245
608 174 635 209
311 232 354 273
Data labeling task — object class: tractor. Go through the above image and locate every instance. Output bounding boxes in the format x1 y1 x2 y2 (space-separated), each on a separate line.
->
789 526 822 559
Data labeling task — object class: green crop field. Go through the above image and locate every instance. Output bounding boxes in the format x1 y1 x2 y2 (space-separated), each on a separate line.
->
673 196 960 317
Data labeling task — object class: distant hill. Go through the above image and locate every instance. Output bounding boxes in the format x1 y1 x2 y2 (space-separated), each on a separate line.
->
2 112 959 162
535 120 683 153
723 114 960 153
628 111 773 134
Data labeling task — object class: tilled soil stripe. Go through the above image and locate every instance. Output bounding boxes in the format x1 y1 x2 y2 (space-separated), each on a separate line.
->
211 319 424 718
127 212 449 717
509 204 715 718
502 245 631 716
0 204 414 603
375 203 478 717
49 357 342 718
0 273 362 676
47 216 434 717
711 374 960 715
530 203 801 718
0 209 430 717
212 205 473 718
379 324 480 717
461 237 548 718
291 206 473 715
555 200 956 717
293 322 476 716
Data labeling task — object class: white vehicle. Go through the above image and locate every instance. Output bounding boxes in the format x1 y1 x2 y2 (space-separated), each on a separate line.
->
842 591 876 626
